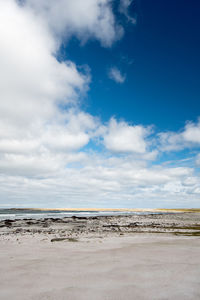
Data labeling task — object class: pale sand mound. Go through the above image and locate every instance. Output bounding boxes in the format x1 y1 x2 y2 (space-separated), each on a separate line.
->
0 234 200 300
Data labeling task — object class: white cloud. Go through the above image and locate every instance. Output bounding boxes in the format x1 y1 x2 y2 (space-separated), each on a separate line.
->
0 108 97 178
119 0 136 24
1 154 199 208
0 0 88 128
159 119 200 151
182 120 200 144
0 0 97 178
196 154 200 166
108 67 126 83
103 118 150 154
23 0 124 47
158 131 184 151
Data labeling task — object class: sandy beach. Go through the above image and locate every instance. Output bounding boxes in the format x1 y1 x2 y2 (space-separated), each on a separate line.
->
0 212 200 299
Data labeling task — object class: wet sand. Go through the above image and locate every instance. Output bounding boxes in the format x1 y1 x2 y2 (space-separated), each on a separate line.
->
0 212 200 299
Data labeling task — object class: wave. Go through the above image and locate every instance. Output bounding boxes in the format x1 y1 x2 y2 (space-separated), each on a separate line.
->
0 209 159 221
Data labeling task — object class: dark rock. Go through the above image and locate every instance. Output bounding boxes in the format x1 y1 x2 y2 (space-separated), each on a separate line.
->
51 237 78 242
127 222 139 227
72 216 87 220
4 220 13 227
26 221 35 225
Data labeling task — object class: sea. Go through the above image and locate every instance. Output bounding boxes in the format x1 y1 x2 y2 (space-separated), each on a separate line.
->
0 208 159 221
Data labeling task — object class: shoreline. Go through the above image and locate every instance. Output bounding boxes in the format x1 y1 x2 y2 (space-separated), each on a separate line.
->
1 212 200 299
1 211 200 239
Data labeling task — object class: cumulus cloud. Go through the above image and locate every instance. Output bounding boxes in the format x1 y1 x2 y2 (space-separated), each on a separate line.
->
23 0 124 47
103 118 150 154
108 67 126 83
0 0 88 126
182 120 200 144
158 131 183 152
0 0 98 179
159 119 200 151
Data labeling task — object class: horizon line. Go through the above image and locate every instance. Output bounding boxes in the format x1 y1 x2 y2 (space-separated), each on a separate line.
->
2 207 200 212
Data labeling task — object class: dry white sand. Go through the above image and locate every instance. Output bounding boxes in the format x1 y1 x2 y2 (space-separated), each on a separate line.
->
0 234 200 300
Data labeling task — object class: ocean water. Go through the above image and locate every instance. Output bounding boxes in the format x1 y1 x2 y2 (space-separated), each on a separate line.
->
0 209 157 221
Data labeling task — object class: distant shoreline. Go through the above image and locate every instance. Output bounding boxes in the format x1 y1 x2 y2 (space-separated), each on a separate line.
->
3 208 200 213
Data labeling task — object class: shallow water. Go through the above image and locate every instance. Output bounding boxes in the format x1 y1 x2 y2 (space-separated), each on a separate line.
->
0 208 162 221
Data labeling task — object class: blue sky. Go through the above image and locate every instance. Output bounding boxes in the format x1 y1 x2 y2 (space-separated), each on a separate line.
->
0 0 200 208
65 0 200 130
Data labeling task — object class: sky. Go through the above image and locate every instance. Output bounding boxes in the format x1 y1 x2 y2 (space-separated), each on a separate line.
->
0 0 200 208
